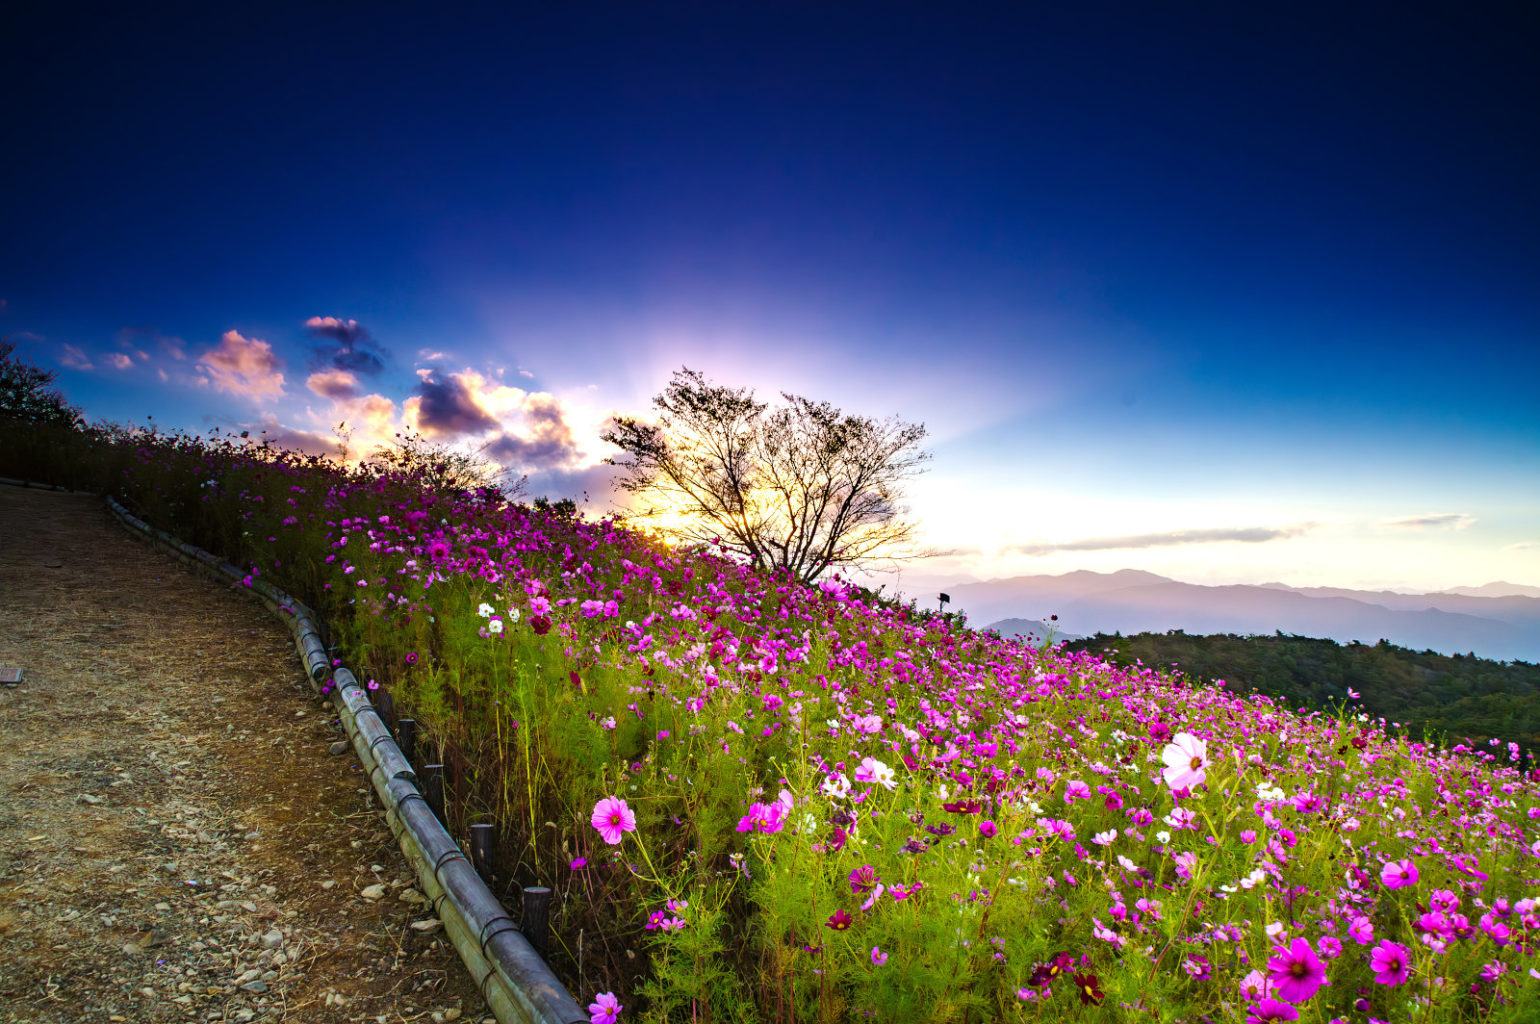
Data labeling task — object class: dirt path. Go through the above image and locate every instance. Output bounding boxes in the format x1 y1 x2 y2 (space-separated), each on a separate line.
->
0 486 486 1024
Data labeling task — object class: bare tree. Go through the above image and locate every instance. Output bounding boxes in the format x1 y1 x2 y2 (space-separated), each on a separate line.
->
0 339 83 428
602 367 930 583
366 431 527 499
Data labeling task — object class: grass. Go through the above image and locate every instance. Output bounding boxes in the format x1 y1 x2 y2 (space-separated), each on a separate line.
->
6 419 1540 1023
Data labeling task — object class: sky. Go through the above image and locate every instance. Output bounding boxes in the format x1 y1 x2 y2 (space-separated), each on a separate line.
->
4 2 1537 595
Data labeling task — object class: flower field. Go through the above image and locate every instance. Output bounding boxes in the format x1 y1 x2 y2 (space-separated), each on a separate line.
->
8 423 1540 1023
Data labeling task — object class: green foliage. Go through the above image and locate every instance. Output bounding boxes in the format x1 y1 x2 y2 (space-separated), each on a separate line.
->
1065 630 1540 752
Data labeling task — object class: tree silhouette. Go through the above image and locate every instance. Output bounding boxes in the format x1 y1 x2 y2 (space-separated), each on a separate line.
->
603 367 930 583
0 340 82 428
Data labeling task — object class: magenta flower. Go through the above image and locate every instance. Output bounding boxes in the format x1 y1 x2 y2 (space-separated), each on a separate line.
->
1246 998 1299 1023
825 909 852 931
1266 937 1326 1003
1369 940 1411 985
590 796 637 845
588 991 622 1024
1161 732 1208 791
1380 858 1418 889
849 864 879 894
570 857 588 870
870 945 887 965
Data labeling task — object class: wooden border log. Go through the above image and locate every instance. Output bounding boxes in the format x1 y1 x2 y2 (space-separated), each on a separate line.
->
100 492 588 1024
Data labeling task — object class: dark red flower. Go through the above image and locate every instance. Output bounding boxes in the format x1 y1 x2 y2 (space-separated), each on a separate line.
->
825 910 852 931
1072 972 1104 1006
531 615 552 635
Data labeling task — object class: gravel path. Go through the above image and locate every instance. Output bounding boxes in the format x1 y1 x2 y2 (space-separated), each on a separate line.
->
0 485 487 1024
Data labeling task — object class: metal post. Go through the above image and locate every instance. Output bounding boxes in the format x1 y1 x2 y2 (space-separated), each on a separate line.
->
397 718 417 765
377 687 396 732
521 886 552 958
469 823 494 880
423 763 445 824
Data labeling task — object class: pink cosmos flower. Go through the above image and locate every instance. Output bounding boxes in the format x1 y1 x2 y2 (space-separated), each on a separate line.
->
588 991 622 1024
1380 858 1418 889
1369 940 1410 985
849 864 879 894
590 796 636 845
1161 732 1208 791
1348 917 1374 945
1266 937 1326 1003
1246 998 1298 1023
870 946 887 965
736 790 793 834
1239 969 1271 1002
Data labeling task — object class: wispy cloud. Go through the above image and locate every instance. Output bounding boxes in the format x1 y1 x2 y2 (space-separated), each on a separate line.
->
59 344 93 370
105 352 134 370
1381 513 1476 531
198 330 285 400
1503 541 1537 553
305 316 388 377
1008 524 1316 556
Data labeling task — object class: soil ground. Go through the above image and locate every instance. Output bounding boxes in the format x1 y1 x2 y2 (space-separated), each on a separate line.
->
0 485 487 1024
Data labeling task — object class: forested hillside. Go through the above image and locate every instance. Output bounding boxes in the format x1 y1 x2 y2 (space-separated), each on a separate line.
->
1063 630 1540 754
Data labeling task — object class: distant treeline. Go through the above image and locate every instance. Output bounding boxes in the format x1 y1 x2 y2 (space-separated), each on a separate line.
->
1062 630 1540 756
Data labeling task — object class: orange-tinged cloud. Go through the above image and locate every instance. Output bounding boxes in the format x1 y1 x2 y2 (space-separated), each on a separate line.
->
306 368 361 400
198 330 285 400
402 368 583 472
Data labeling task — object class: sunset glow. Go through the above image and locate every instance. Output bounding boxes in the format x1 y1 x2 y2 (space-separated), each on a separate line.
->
2 4 1534 597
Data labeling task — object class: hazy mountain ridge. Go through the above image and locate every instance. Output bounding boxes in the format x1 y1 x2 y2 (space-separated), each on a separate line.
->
943 570 1540 662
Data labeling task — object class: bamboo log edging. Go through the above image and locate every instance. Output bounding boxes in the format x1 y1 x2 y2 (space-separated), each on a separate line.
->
0 475 100 497
97 493 588 1024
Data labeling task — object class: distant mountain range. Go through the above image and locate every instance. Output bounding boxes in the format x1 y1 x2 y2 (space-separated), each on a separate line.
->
940 570 1540 663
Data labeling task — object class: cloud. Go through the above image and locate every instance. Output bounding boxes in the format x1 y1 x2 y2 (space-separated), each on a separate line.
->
198 330 286 400
1009 524 1316 556
417 348 448 362
105 352 134 370
1503 541 1537 553
518 368 534 379
306 368 361 400
483 394 579 469
406 368 501 437
59 344 93 370
252 415 341 458
400 367 587 474
305 316 388 377
1381 513 1477 531
523 461 624 506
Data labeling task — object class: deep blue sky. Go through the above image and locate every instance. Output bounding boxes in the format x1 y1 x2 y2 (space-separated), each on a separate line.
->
4 2 1537 590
